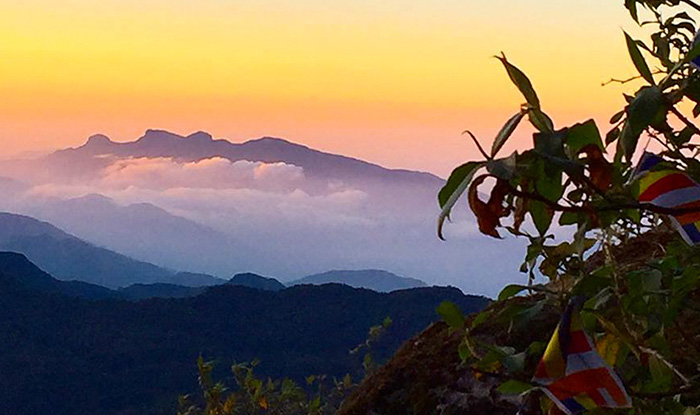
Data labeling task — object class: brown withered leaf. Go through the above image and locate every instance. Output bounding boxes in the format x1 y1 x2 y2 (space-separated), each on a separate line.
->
468 175 511 238
513 196 528 233
580 144 613 191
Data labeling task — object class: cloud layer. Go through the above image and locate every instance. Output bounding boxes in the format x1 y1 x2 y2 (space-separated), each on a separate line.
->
0 155 528 296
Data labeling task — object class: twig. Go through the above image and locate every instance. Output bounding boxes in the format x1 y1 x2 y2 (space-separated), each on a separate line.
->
670 106 700 135
602 70 664 87
681 0 700 13
602 74 646 86
508 183 700 216
463 130 491 160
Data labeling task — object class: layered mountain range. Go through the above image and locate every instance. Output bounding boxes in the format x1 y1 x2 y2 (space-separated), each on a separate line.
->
0 129 527 295
0 251 489 415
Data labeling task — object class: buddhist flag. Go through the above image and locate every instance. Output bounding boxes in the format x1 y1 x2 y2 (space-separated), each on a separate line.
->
533 298 631 414
634 152 700 244
692 29 700 70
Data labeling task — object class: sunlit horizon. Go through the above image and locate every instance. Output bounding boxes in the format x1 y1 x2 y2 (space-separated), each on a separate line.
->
0 0 674 176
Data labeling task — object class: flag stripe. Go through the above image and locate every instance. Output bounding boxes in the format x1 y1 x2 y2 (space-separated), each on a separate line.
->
566 350 608 374
567 330 593 354
533 298 631 414
649 187 700 208
682 223 700 243
675 201 700 224
639 173 695 202
638 170 679 194
638 153 662 172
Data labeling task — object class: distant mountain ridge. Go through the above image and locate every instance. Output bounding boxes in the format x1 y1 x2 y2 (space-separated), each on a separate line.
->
291 269 428 292
0 212 225 288
0 251 490 415
229 272 286 291
47 129 443 188
22 193 251 277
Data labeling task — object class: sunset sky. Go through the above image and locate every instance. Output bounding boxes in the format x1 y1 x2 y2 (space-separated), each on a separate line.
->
0 1 664 176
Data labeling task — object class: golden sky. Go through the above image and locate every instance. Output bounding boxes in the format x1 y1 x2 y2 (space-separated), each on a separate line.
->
0 0 663 175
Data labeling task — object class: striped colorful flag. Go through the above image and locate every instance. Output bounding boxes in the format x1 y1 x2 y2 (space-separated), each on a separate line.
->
634 152 700 244
533 298 631 414
692 29 700 70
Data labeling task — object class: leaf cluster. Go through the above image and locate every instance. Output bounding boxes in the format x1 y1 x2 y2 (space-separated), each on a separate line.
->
438 1 700 413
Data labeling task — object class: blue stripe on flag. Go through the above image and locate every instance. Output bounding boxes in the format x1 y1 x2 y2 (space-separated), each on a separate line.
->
638 153 662 172
651 187 700 208
562 397 585 414
682 223 700 243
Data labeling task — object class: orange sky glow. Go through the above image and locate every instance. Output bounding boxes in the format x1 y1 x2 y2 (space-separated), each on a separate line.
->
0 0 680 176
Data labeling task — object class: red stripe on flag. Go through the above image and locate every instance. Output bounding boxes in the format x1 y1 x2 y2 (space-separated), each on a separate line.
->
676 201 700 224
586 388 607 406
534 361 549 380
639 173 695 202
566 330 592 354
548 368 628 405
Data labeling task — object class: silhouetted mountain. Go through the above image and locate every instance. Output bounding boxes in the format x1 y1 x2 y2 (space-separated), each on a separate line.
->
47 129 442 191
0 212 225 288
229 272 286 291
118 283 206 300
0 253 489 415
291 269 428 292
0 252 118 300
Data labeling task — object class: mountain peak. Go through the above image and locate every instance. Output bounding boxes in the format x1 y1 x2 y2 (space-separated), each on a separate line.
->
291 269 428 292
138 129 184 143
245 136 306 148
186 131 213 141
84 134 113 147
229 272 285 291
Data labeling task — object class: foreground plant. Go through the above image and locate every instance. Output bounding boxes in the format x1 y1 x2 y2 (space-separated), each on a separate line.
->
438 1 700 413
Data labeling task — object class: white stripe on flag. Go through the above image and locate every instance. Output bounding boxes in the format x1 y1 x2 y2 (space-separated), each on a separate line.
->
565 350 607 375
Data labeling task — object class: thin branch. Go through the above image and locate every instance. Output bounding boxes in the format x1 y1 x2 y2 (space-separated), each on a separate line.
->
462 130 491 160
602 70 665 87
681 0 700 13
508 184 700 216
602 74 646 86
670 106 700 135
507 186 581 213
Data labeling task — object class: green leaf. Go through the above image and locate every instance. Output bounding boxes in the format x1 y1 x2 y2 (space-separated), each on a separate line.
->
497 380 535 395
620 86 664 160
628 269 662 294
605 127 620 145
436 301 464 329
625 0 638 23
528 108 554 133
647 354 673 392
534 159 563 202
497 54 540 108
470 310 491 329
558 211 579 226
458 341 472 361
492 110 526 157
498 284 528 301
529 200 553 236
624 32 654 85
437 161 484 239
566 119 604 154
487 152 517 180
534 130 566 159
610 110 625 124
